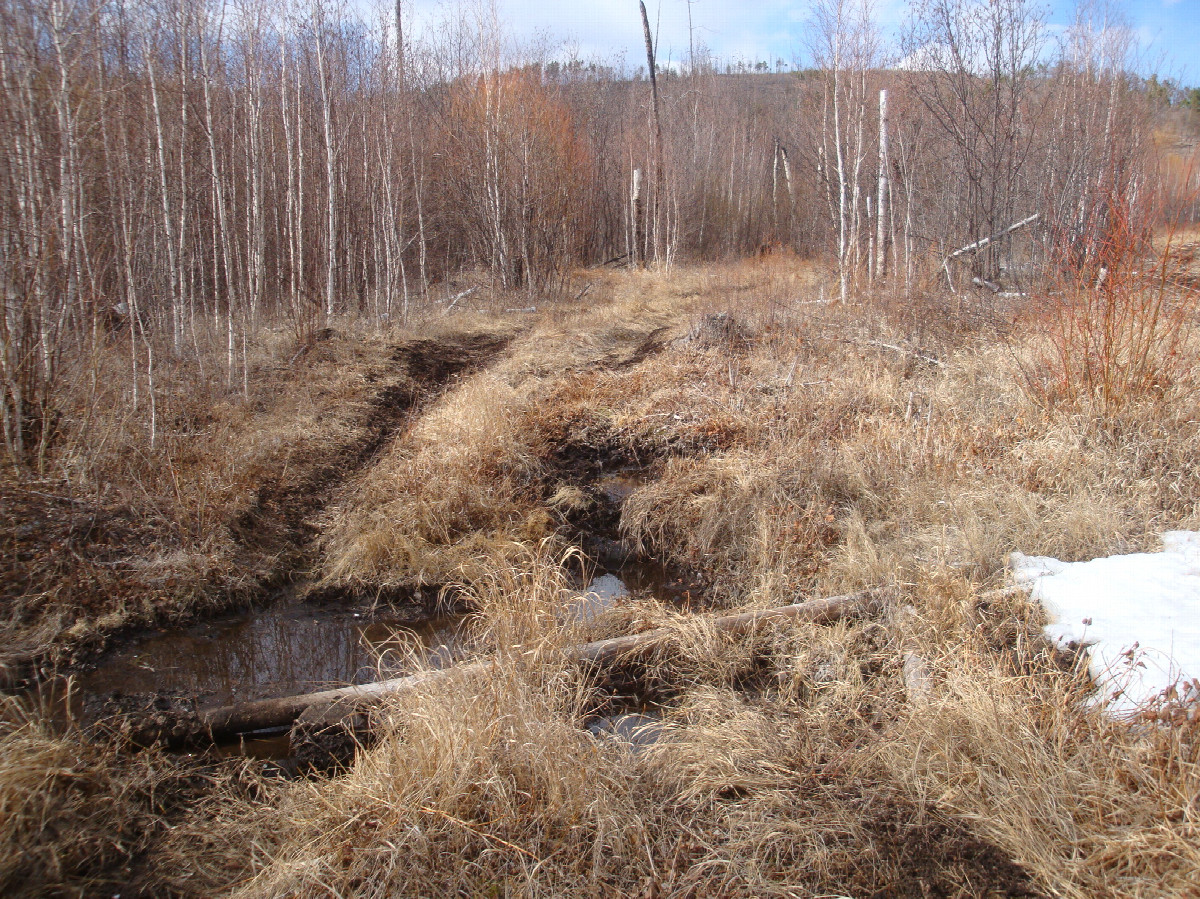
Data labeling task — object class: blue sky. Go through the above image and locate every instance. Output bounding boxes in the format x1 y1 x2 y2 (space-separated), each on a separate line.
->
1123 0 1200 81
394 0 1200 84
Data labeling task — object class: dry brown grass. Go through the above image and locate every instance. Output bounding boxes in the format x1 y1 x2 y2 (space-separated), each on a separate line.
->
5 255 1200 897
612 289 1200 607
319 367 550 589
0 692 235 897
316 275 694 594
262 257 1200 894
0 312 537 669
141 551 1037 897
879 649 1200 898
1 319 419 664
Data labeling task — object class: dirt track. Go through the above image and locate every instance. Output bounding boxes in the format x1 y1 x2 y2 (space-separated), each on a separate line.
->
0 330 513 688
229 332 513 566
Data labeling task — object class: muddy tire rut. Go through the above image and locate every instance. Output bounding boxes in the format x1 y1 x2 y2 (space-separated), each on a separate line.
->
230 331 512 578
1 332 512 691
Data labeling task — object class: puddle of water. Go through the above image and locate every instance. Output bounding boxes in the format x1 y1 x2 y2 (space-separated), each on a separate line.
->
68 602 470 712
589 468 702 609
35 493 701 763
587 709 667 753
597 468 650 503
61 558 691 725
565 557 701 628
565 573 631 624
615 557 699 608
215 731 293 761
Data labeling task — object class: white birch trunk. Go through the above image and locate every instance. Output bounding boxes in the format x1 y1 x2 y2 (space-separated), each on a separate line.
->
875 89 889 281
316 30 338 318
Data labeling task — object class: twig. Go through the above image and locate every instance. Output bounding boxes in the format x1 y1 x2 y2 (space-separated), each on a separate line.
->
842 338 944 369
20 489 91 508
418 807 541 861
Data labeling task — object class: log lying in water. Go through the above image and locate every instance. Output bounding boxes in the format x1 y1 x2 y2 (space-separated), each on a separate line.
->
199 590 880 742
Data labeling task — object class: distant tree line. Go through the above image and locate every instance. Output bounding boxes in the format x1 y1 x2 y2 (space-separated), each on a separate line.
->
1 0 1194 462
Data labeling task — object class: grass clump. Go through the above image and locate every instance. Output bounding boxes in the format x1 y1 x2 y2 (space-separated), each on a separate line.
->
0 694 227 896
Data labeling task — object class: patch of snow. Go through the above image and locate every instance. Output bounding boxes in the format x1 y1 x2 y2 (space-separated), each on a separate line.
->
1011 532 1200 714
586 573 630 603
565 573 631 624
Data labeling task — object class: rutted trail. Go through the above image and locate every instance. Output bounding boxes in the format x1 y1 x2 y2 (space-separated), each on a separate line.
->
64 316 694 732
229 331 513 573
13 262 1176 898
1 329 514 691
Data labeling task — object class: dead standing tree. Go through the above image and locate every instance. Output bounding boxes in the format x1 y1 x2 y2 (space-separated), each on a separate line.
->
638 0 665 267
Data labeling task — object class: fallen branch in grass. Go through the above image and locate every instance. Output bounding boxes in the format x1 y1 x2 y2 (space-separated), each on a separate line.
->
943 213 1039 294
840 338 944 369
869 341 944 368
443 287 477 314
189 590 881 742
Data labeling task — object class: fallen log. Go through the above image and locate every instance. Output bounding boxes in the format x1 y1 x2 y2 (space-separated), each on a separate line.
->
942 213 1039 294
194 590 880 743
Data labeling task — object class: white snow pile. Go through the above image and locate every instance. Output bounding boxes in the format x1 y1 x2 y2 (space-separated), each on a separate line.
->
1011 531 1200 716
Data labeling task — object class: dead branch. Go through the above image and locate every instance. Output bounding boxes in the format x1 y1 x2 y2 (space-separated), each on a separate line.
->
191 591 880 741
943 214 1040 293
841 339 944 369
443 287 477 314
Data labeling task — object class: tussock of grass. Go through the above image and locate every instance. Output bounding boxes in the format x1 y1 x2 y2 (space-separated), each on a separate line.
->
611 301 1200 608
321 370 550 589
879 651 1200 898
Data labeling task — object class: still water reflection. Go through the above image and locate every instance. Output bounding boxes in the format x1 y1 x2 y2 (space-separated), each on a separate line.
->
69 556 697 717
73 602 468 708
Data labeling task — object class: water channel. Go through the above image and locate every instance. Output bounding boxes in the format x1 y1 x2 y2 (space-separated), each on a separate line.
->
62 556 695 729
